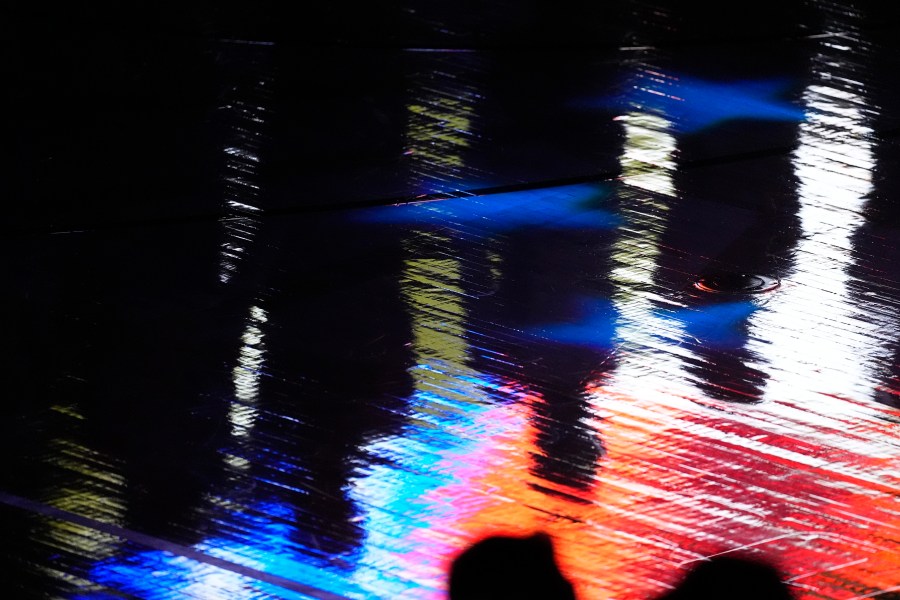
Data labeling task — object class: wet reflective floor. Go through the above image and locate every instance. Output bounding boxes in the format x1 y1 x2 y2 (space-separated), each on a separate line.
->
6 2 900 598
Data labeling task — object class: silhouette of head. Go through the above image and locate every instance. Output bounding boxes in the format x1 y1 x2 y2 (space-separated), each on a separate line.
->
662 556 793 600
449 533 576 600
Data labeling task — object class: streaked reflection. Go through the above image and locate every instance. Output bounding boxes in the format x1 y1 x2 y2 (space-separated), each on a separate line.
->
610 60 801 404
217 44 274 469
345 230 510 596
217 45 273 284
610 109 675 308
44 16 900 600
529 93 680 381
43 405 126 595
609 70 805 133
593 87 688 426
355 182 618 233
400 233 477 405
616 112 677 196
749 30 882 406
407 98 472 169
404 56 484 193
218 131 268 285
230 304 268 439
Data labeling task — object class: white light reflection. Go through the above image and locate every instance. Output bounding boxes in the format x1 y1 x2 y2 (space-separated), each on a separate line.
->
749 38 886 411
218 46 274 475
230 304 268 438
595 104 690 403
217 79 272 284
617 112 678 196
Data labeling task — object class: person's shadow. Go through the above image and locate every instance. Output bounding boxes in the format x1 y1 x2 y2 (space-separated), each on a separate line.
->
660 556 793 600
449 534 576 600
449 534 793 600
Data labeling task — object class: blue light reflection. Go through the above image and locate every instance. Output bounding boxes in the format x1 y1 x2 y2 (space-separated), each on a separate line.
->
524 297 760 351
355 183 618 233
345 370 526 596
658 301 760 348
76 372 514 600
583 74 805 133
81 501 366 600
526 297 620 350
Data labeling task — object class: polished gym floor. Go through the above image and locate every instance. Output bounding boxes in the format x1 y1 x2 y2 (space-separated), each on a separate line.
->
5 2 900 598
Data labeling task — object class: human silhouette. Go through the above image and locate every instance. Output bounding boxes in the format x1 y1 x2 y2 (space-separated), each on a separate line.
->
449 533 576 600
661 556 794 600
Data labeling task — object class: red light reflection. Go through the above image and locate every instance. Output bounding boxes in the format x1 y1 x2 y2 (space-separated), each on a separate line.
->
395 382 899 599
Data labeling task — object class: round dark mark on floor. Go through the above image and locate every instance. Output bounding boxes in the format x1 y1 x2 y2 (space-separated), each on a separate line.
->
693 273 780 295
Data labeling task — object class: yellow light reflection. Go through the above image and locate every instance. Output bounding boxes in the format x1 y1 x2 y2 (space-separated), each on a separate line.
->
406 99 472 170
400 62 485 406
41 408 126 590
401 232 487 409
348 73 498 592
404 63 480 188
346 233 502 595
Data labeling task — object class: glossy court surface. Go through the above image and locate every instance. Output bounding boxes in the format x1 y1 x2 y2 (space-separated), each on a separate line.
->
6 2 900 598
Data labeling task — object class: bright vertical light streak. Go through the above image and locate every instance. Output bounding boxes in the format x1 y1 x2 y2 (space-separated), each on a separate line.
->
599 106 687 401
217 46 274 471
402 235 472 399
217 48 273 284
218 121 267 284
230 304 268 442
618 112 678 197
749 41 881 408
